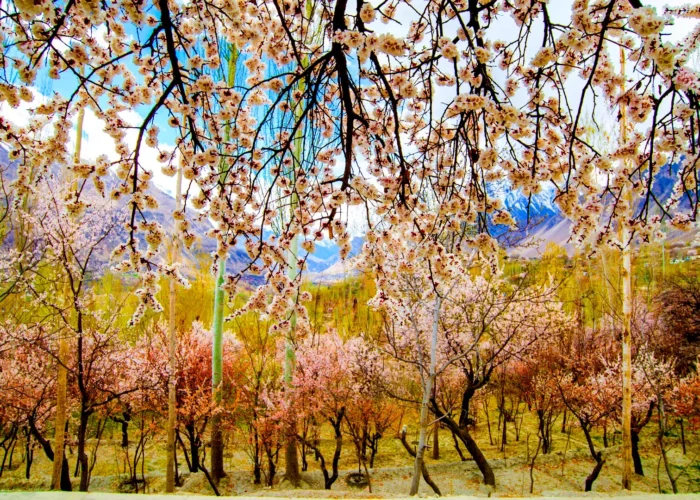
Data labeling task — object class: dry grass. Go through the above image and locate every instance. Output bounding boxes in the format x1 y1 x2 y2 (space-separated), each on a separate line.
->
1 408 698 497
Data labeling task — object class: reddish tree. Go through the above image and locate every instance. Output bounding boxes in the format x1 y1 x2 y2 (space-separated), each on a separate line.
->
293 332 352 489
557 328 621 492
515 348 565 455
143 321 241 475
0 323 71 489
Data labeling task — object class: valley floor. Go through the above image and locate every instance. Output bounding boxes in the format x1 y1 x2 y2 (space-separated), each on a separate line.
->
2 409 698 497
1 443 698 498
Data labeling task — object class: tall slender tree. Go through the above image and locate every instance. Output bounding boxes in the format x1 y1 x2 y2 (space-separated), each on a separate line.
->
282 1 321 484
211 43 239 487
51 106 85 491
166 155 184 492
619 47 633 491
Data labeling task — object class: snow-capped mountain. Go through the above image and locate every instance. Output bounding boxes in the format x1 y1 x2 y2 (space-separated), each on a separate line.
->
489 179 560 225
2 144 695 280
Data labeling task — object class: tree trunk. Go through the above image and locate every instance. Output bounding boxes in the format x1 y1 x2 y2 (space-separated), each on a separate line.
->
190 439 200 472
461 427 495 486
581 422 604 492
210 43 238 489
399 427 441 496
297 409 344 490
58 453 72 491
210 259 226 486
500 413 507 452
432 423 440 460
458 387 475 428
484 400 493 445
369 433 380 468
184 422 200 472
199 462 221 496
266 446 277 487
432 391 494 486
24 428 33 479
0 425 17 477
561 409 567 433
253 461 262 485
174 433 181 487
29 417 71 490
176 429 192 473
282 237 301 487
113 413 130 448
631 430 643 476
451 429 467 461
77 410 90 491
166 151 183 492
51 336 69 491
300 426 308 472
327 413 343 489
679 419 686 455
585 453 605 492
529 434 542 494
619 46 633 492
284 420 300 486
361 424 368 462
281 45 308 484
52 100 85 493
515 407 524 442
253 427 262 485
603 424 608 448
657 398 677 493
7 430 17 472
536 410 551 455
410 295 440 496
410 372 435 495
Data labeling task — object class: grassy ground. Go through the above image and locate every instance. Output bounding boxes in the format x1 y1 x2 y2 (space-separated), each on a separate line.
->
1 407 698 497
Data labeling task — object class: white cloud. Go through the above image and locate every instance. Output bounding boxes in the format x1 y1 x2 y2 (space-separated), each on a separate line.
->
1 86 183 199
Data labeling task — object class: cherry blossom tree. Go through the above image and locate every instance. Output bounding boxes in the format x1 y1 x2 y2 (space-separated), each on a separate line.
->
1 0 700 493
231 311 284 486
1 0 697 337
368 224 569 490
515 348 565 456
292 332 352 489
142 320 241 485
556 326 622 492
343 336 400 470
0 322 71 488
0 177 137 491
671 375 700 431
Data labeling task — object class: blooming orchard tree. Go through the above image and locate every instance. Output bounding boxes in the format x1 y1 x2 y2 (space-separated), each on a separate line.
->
0 179 140 491
141 320 242 479
231 312 285 486
625 302 681 477
292 332 352 489
557 327 622 492
0 0 700 495
514 348 566 456
0 323 70 488
671 375 700 431
368 223 570 489
342 336 400 470
0 0 697 328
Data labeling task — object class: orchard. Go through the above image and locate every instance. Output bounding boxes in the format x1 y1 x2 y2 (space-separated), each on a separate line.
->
0 0 699 496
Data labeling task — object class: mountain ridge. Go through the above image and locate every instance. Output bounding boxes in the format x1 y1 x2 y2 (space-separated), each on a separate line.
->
3 145 695 281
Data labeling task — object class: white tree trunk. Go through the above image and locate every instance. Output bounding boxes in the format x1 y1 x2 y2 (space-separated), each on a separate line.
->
166 159 183 492
619 46 633 491
410 295 440 496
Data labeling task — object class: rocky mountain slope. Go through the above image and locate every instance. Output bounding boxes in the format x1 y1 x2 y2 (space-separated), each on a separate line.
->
2 145 696 282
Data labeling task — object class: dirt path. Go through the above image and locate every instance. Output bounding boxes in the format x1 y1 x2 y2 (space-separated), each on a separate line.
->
0 492 698 500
